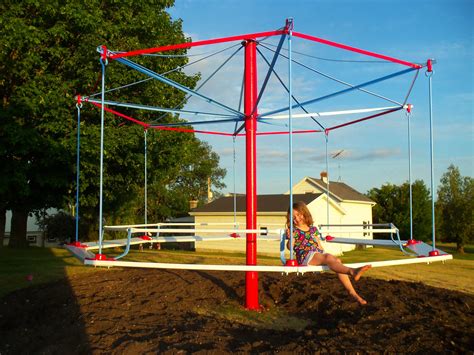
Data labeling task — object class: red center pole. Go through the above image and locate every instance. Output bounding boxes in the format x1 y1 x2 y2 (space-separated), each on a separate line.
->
244 39 259 310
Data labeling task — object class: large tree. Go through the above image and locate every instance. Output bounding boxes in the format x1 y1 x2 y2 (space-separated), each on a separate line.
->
0 0 225 244
367 180 431 241
436 165 473 253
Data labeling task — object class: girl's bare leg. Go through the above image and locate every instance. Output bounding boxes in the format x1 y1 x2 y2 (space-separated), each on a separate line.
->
309 253 371 305
310 253 371 279
336 273 367 305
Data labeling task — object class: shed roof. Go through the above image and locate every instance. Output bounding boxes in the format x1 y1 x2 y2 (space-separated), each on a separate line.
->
191 193 321 213
307 177 374 203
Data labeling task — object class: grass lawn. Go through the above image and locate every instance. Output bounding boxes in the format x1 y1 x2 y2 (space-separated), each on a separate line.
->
339 243 474 295
0 247 100 298
0 242 472 298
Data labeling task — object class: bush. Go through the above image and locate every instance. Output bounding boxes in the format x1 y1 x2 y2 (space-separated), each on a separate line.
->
38 212 77 243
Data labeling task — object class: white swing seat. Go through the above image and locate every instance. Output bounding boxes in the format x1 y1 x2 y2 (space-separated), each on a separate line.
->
324 236 450 257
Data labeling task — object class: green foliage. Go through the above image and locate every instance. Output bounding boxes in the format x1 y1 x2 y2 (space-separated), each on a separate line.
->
0 1 226 241
37 211 84 243
436 165 473 252
367 180 431 241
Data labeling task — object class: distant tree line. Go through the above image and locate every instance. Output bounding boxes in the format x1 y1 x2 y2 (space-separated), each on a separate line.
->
0 1 226 247
368 165 473 253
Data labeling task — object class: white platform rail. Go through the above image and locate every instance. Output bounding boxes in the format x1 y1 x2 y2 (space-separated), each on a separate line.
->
65 222 453 271
82 254 453 273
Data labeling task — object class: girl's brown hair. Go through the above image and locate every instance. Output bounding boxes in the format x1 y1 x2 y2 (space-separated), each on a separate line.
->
286 201 314 228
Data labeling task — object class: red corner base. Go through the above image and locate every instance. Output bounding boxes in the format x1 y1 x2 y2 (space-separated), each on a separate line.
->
428 250 440 256
67 241 88 248
405 239 421 246
139 235 152 241
85 254 116 261
285 259 298 267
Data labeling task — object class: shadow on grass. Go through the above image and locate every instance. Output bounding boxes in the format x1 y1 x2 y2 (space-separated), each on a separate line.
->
0 247 92 354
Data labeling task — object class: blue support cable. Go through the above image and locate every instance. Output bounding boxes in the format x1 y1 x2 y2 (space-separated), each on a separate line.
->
233 72 245 134
406 110 413 240
86 99 238 119
402 69 420 105
98 57 107 255
75 104 82 243
89 43 241 99
427 69 436 251
288 20 294 262
259 43 404 107
233 122 246 136
149 116 243 128
232 136 237 226
151 45 244 124
232 73 246 136
115 57 243 117
256 47 326 131
325 133 330 225
144 129 148 226
261 67 416 118
253 33 286 112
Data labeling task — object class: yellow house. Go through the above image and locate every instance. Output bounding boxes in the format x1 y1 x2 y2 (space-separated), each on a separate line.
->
189 175 375 257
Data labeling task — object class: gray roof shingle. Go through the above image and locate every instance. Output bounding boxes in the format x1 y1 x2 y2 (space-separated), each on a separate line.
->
191 193 321 213
308 177 373 203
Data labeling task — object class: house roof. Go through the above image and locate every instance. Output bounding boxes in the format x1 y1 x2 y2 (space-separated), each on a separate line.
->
307 177 374 203
191 193 321 213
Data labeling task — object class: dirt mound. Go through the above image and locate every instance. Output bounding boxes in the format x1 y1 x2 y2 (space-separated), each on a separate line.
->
1 268 473 353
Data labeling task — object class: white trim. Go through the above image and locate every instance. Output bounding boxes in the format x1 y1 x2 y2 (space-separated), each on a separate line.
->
320 229 398 234
306 177 374 205
83 254 453 272
312 193 346 215
260 106 402 120
341 199 377 206
82 235 281 250
190 212 287 216
65 245 96 260
104 227 282 234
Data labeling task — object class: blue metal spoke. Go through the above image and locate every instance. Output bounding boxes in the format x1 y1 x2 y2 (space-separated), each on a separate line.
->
150 45 244 124
89 43 241 98
115 57 244 117
150 117 244 128
86 98 238 119
261 67 416 117
259 43 404 106
257 47 326 131
253 33 286 112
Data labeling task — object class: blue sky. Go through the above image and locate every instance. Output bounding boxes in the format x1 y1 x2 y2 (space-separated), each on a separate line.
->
166 0 473 196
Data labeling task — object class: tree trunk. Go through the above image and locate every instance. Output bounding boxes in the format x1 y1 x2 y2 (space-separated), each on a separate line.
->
8 210 29 248
457 243 465 254
0 208 5 248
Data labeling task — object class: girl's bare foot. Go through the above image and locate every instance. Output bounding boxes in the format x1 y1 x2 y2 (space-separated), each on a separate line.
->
351 293 367 305
354 265 372 281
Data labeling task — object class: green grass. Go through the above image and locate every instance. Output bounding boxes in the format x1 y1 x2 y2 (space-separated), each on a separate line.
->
0 243 473 298
338 243 474 295
0 247 99 298
195 304 310 331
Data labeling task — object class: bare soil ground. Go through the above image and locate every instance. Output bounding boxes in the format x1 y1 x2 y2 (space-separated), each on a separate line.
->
1 268 473 354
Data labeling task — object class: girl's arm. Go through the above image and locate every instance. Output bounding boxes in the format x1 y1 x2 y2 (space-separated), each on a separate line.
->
316 235 324 250
313 228 324 251
285 228 293 250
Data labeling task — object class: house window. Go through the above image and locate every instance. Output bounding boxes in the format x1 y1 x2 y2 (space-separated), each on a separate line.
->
260 227 268 236
27 235 37 243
